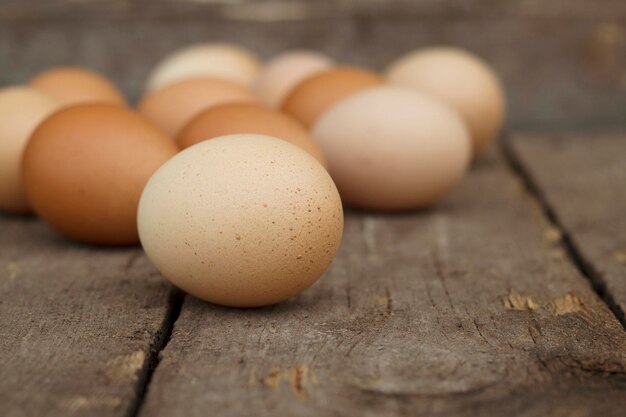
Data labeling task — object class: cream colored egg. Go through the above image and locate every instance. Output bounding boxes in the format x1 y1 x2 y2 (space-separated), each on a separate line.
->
254 50 334 107
0 86 61 214
146 43 261 91
386 47 505 154
311 86 471 211
138 134 344 307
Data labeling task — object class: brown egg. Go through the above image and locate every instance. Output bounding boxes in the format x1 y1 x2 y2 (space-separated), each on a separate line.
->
29 67 127 106
281 66 384 127
176 103 326 166
138 78 259 137
22 104 178 245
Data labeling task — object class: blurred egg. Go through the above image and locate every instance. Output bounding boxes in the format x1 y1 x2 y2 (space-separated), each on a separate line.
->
281 66 384 127
138 134 343 307
146 42 261 91
254 50 334 107
386 47 505 154
176 103 326 166
0 87 61 214
22 104 178 245
29 66 127 106
312 86 471 211
138 78 259 137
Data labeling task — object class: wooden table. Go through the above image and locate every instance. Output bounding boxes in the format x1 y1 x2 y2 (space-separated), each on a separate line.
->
1 2 625 416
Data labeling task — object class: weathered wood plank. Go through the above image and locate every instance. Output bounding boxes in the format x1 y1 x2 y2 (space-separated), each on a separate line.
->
139 149 626 417
1 17 625 132
0 216 173 417
506 132 626 323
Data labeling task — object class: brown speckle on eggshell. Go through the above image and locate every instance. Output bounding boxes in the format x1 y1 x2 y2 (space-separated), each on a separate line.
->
138 134 344 307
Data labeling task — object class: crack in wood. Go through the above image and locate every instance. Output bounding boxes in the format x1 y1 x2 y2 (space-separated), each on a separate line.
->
501 139 626 328
472 318 494 347
126 287 185 417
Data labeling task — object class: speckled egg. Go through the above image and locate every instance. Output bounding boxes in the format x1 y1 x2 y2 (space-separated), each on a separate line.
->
138 134 344 307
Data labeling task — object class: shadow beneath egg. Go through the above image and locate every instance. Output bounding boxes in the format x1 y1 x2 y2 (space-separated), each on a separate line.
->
0 211 140 253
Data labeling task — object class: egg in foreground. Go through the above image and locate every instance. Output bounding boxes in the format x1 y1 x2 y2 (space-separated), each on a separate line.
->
145 42 261 91
312 86 471 211
22 104 178 245
386 47 505 154
176 103 326 166
0 87 61 214
138 134 344 307
29 66 127 106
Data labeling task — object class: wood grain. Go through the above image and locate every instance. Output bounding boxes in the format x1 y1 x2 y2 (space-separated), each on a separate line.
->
506 132 626 323
0 216 173 417
139 149 626 417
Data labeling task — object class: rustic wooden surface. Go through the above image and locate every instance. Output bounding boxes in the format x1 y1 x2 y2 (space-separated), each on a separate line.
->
1 1 626 416
0 216 177 417
2 143 625 417
1 0 626 131
506 132 626 323
138 149 626 417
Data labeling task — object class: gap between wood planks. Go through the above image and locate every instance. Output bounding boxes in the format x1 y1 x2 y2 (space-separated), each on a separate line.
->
126 288 185 417
124 136 626 415
501 136 626 328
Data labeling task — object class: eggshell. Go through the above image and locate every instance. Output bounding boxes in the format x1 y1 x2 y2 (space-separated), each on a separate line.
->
29 67 127 106
176 103 326 166
281 66 384 127
138 78 259 137
0 87 61 214
138 134 343 307
254 50 334 107
312 86 471 211
386 47 505 154
22 104 178 245
146 43 261 91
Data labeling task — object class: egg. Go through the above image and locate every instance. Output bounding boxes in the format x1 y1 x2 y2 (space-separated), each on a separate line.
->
145 42 261 91
281 66 384 127
176 103 326 166
386 47 505 154
22 104 178 245
29 66 127 106
0 87 61 214
138 78 259 137
254 50 334 107
138 134 343 307
311 86 471 211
